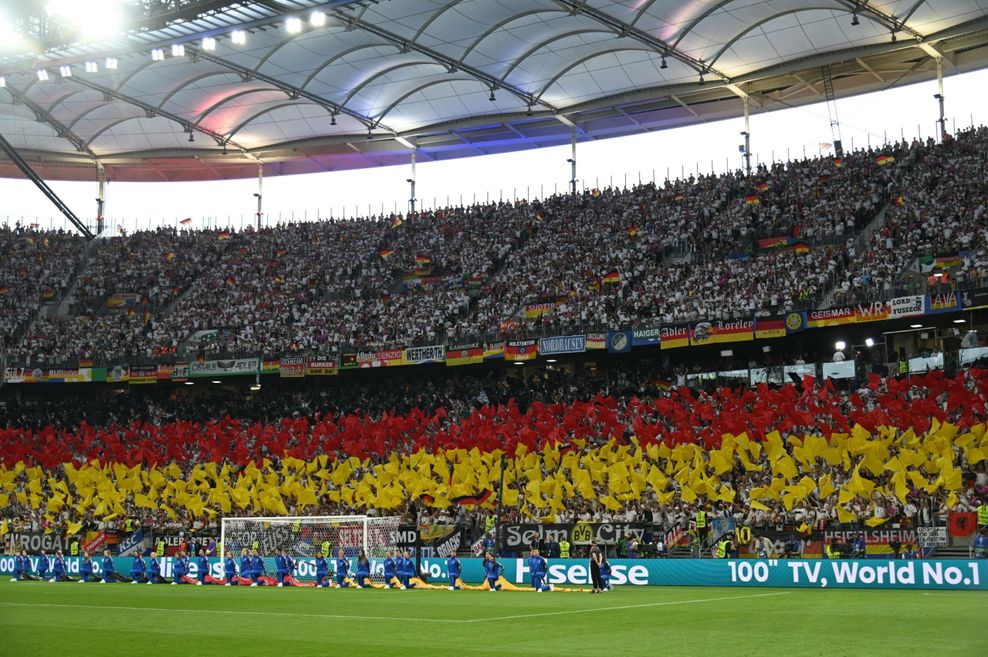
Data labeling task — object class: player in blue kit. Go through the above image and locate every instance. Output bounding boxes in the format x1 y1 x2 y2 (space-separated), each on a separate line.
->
250 548 266 586
383 550 401 588
400 550 417 589
446 554 461 590
51 551 72 582
148 550 169 584
172 550 189 584
101 549 130 583
36 550 50 580
224 550 238 586
130 553 147 583
239 548 252 584
483 552 504 591
315 551 330 587
599 557 612 591
528 548 553 592
79 551 97 583
335 548 350 587
276 548 290 587
355 550 371 587
196 549 210 585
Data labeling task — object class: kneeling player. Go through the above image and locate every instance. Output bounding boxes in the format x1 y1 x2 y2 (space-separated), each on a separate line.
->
78 552 97 583
250 549 267 586
223 550 238 585
446 553 461 590
383 550 401 589
483 552 504 591
51 551 73 582
599 557 612 591
355 551 371 588
130 553 148 583
315 551 330 587
335 548 350 588
528 548 553 592
148 551 169 584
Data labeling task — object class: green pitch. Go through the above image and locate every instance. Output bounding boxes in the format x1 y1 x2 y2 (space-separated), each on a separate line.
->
1 580 985 657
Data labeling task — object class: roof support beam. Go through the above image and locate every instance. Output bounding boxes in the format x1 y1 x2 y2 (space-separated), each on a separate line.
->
331 6 558 112
66 75 250 153
552 0 729 80
855 57 885 82
186 44 384 131
669 94 699 118
1 85 96 158
835 0 925 40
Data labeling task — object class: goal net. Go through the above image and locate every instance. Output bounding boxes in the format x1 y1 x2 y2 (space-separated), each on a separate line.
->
220 515 401 583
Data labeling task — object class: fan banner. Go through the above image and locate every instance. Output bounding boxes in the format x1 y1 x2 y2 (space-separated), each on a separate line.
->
280 356 305 378
538 335 586 356
189 358 260 378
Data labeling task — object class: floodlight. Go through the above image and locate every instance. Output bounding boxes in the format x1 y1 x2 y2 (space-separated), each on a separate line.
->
151 48 164 61
171 44 185 57
0 77 5 88
310 10 326 27
231 29 247 45
286 17 303 34
105 57 118 70
37 69 49 81
835 341 846 351
201 36 216 51
864 338 875 347
85 61 98 73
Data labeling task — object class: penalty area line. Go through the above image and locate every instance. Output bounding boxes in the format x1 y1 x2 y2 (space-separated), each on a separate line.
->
0 601 469 624
472 591 792 622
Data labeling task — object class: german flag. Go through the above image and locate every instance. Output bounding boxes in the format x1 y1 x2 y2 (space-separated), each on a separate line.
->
179 218 192 225
415 255 432 266
378 248 394 260
164 251 176 261
41 287 56 300
225 275 235 286
451 489 492 506
755 317 787 339
894 196 905 206
876 154 896 166
602 271 620 284
793 242 810 254
833 158 845 168
755 182 769 191
446 344 484 367
674 193 685 202
390 216 403 229
744 194 760 205
217 230 232 240
626 226 639 237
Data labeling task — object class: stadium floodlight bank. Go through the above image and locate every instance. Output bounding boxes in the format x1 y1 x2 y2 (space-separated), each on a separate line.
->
221 515 400 568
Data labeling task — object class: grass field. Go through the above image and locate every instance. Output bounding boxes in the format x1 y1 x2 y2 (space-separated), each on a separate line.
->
1 579 986 657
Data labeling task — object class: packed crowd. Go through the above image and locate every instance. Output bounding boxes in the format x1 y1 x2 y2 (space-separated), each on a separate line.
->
5 128 985 364
831 126 988 305
1 360 985 540
0 226 86 350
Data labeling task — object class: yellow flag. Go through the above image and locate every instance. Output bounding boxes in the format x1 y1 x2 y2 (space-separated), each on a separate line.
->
0 518 7 535
836 506 856 523
865 516 889 527
749 500 771 511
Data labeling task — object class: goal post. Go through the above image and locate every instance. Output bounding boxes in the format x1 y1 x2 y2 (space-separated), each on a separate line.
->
220 515 402 583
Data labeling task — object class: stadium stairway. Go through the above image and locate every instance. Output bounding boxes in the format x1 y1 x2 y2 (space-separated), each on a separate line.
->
51 238 98 319
818 198 892 309
927 546 973 559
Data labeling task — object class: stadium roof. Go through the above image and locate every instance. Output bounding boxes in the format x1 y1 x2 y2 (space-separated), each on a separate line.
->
0 0 987 182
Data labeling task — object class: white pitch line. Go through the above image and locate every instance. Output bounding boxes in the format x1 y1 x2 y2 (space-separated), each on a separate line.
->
0 591 791 625
469 591 792 622
0 601 468 624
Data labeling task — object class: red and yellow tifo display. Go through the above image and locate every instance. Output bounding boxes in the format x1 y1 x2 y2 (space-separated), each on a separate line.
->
1 370 986 528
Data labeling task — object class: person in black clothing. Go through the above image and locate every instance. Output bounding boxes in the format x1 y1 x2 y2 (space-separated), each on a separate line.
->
589 541 603 594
